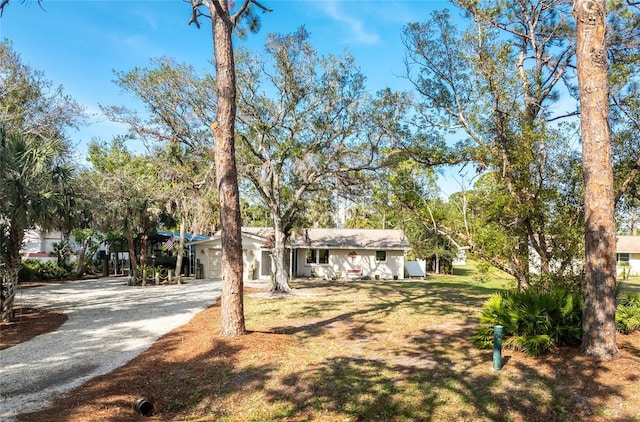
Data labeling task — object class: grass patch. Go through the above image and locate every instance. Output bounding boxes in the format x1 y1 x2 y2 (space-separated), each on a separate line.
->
620 276 640 293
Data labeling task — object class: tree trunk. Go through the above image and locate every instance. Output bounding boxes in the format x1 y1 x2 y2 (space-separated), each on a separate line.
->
75 237 90 278
112 242 119 275
210 2 246 336
0 223 24 322
175 215 186 278
575 0 619 360
126 232 138 281
139 232 149 269
632 206 638 236
59 230 71 267
513 268 529 291
519 235 530 289
269 215 292 292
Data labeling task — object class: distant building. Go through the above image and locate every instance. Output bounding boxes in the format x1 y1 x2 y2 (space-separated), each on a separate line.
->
20 228 79 262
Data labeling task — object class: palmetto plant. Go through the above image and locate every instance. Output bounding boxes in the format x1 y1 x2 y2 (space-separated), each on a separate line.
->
471 288 583 356
616 291 640 334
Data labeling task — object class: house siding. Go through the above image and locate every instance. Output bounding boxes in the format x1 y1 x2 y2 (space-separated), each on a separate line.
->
616 236 640 277
295 248 405 280
631 253 640 276
21 228 80 262
194 235 269 281
191 228 410 281
617 252 640 277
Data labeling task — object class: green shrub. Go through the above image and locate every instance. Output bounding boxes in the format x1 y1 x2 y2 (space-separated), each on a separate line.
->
473 261 492 283
471 288 583 356
19 259 72 282
616 291 640 334
528 272 584 294
18 260 38 282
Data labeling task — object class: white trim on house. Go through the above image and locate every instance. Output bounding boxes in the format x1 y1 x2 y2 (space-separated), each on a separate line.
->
293 248 406 280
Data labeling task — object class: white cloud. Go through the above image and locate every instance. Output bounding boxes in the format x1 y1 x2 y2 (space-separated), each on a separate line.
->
131 7 159 31
320 0 380 45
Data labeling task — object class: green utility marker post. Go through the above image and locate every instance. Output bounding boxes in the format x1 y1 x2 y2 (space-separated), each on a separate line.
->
493 325 503 371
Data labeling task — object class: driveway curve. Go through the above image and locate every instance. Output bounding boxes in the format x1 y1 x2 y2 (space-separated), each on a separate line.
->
0 277 221 421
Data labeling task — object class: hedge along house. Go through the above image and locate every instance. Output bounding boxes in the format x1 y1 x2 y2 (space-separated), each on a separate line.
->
289 228 411 280
616 235 640 277
189 227 411 281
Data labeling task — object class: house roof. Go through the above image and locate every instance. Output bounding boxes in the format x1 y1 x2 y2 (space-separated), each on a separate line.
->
289 228 411 250
187 227 274 246
188 227 411 250
617 235 640 253
239 227 274 239
155 231 209 242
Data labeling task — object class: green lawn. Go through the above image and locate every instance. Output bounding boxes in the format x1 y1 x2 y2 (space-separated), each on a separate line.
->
170 265 638 421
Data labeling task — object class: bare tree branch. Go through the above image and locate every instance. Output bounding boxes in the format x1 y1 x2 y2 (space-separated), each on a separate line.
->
0 0 45 17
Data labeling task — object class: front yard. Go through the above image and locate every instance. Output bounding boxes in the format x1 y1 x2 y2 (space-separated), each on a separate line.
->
18 269 640 421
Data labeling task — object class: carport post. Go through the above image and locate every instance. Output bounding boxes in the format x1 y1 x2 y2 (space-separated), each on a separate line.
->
493 325 503 371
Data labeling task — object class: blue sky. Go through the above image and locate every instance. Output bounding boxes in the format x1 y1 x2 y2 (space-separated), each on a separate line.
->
0 0 464 191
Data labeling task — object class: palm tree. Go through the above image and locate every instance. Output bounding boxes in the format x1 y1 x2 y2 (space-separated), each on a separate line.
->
0 128 71 321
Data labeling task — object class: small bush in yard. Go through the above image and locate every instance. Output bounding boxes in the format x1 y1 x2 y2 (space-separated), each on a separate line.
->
471 288 583 356
18 260 38 282
19 260 72 282
616 291 640 334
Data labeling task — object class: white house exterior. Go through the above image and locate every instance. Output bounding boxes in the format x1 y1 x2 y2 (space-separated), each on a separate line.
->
289 228 410 280
616 235 640 277
190 228 274 281
190 227 411 281
528 235 640 277
20 228 79 262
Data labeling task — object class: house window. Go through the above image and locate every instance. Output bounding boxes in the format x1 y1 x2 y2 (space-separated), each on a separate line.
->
306 249 316 264
306 249 329 265
617 253 630 263
375 250 387 262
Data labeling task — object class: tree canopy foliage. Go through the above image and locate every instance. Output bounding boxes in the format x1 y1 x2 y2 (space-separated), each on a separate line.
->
86 138 164 281
235 27 404 291
401 3 581 288
103 58 219 276
0 41 83 321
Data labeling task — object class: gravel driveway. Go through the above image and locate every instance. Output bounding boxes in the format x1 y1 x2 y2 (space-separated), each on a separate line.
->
0 277 222 421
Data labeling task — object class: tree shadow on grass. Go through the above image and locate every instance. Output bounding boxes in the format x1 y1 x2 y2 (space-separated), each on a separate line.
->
261 322 631 421
259 279 639 421
452 266 475 277
269 279 501 339
619 279 640 293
